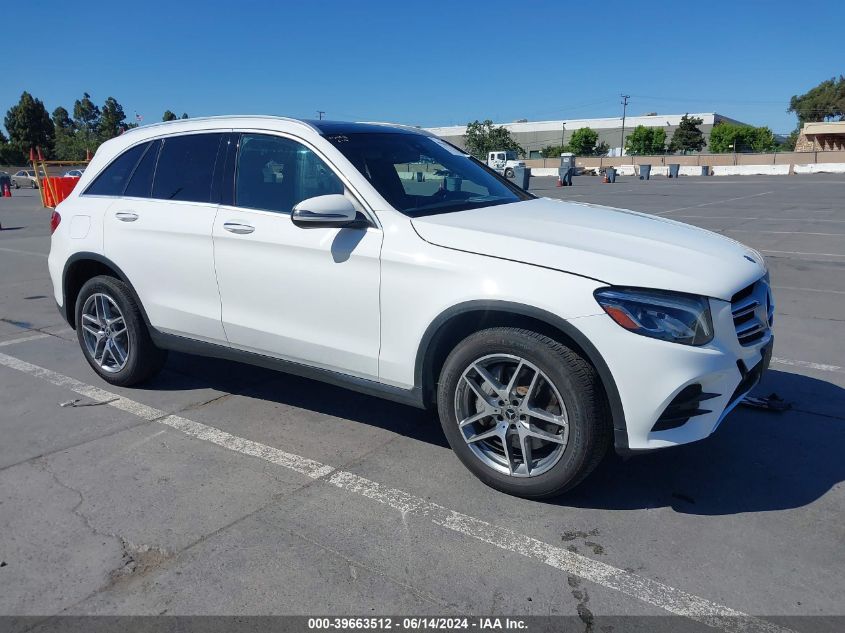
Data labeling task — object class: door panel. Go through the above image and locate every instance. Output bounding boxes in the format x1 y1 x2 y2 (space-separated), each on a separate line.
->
102 132 227 343
104 198 225 342
213 208 381 378
213 132 381 379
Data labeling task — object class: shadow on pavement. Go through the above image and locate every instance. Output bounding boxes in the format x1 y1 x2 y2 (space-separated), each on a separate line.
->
143 351 449 448
140 355 843 513
560 369 845 515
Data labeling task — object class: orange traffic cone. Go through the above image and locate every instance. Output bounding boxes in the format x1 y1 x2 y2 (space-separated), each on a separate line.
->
2 182 11 197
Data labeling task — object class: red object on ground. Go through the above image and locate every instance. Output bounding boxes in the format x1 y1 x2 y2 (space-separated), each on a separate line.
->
41 177 80 207
2 182 10 197
556 177 563 187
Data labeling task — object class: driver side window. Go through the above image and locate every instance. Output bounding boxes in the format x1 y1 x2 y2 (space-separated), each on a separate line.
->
235 134 344 214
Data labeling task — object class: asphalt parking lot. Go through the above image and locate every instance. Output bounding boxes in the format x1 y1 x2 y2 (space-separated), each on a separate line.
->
0 175 843 631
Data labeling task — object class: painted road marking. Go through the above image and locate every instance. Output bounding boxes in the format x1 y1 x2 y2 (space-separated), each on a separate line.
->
0 349 796 633
772 285 845 296
656 191 773 215
760 249 845 258
771 357 842 374
726 229 845 237
0 247 48 258
0 333 51 347
673 215 845 223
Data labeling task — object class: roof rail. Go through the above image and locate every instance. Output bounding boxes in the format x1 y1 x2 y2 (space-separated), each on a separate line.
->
121 115 319 136
357 121 433 136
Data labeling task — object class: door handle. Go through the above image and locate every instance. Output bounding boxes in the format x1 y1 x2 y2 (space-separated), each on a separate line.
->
115 211 138 222
223 222 255 235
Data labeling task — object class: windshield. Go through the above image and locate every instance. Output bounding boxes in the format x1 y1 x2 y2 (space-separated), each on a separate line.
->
325 132 532 217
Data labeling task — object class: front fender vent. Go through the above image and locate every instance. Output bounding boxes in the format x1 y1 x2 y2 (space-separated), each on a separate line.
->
652 384 720 432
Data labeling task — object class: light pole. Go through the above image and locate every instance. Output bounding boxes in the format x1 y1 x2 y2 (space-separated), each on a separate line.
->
620 94 630 156
317 110 325 120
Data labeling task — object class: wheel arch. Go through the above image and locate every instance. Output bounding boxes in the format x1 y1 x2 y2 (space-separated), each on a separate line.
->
61 252 151 330
415 301 628 450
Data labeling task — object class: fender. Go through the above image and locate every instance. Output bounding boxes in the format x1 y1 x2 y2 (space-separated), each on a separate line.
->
414 300 629 451
60 252 154 331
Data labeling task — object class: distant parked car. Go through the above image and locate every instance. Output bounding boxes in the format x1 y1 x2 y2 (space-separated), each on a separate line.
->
12 169 39 189
63 169 86 178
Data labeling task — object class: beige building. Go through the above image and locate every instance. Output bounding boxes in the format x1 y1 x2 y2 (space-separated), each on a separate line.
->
795 121 845 152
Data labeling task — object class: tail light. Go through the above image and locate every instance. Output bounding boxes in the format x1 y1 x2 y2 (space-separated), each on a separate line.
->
50 210 61 234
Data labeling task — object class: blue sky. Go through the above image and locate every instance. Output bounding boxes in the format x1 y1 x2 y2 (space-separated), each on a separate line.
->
4 0 843 134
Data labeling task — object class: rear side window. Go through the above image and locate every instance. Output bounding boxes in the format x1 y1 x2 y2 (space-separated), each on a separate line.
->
84 143 148 196
124 140 161 199
234 134 343 214
152 133 223 202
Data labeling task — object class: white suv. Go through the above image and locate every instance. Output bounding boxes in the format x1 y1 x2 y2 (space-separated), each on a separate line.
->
48 116 774 498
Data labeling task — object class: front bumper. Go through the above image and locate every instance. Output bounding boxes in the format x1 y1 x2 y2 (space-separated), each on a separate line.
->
574 299 772 451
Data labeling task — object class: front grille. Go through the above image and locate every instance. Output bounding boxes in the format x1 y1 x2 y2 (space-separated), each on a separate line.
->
731 276 773 346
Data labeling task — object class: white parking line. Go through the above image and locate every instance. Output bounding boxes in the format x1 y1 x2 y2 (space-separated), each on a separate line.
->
0 333 50 347
674 216 845 223
772 285 845 296
760 249 845 258
0 348 795 633
655 191 773 215
772 357 843 373
0 246 48 258
726 229 845 237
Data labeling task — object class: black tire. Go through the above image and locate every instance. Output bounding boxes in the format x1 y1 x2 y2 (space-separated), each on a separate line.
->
437 327 610 499
504 168 514 178
75 275 167 386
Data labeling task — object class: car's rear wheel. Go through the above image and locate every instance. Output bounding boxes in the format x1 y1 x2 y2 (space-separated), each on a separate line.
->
75 275 167 386
437 327 610 498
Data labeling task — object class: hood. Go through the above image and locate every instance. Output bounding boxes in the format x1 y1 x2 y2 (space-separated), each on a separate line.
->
411 198 766 301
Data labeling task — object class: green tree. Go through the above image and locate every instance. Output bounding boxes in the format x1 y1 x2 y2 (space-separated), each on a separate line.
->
52 106 81 160
788 76 845 124
72 92 101 156
463 120 524 158
568 127 599 155
624 125 666 155
99 97 127 140
4 91 55 158
163 110 178 121
540 144 568 158
668 114 705 153
180 112 189 119
709 123 778 153
0 129 25 165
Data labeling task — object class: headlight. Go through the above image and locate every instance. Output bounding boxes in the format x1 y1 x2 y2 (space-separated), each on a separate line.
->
594 287 713 346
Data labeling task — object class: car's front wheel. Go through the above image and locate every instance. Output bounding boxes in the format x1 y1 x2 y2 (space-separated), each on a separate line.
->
75 276 167 386
437 327 610 498
504 168 514 178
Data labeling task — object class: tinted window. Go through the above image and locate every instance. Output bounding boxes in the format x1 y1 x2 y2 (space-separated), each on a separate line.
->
152 133 222 202
83 143 148 196
124 140 161 198
235 134 344 214
326 133 531 217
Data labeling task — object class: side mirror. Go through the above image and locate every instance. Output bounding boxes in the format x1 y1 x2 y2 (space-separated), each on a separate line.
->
291 194 364 229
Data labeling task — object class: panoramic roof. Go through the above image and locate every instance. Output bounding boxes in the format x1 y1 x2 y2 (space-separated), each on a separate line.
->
304 120 425 136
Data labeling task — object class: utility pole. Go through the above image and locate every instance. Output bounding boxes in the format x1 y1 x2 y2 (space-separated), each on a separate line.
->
619 94 630 156
560 121 566 149
317 110 325 120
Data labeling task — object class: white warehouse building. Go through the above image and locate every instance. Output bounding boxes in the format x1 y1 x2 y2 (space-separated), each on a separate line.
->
424 113 748 158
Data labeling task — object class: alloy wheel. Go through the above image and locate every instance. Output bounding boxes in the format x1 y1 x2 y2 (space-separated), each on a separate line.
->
80 293 130 373
454 354 569 477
